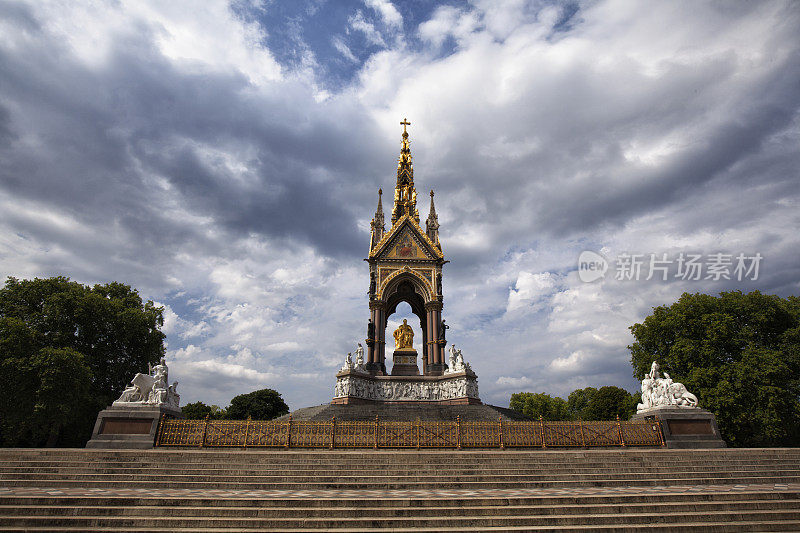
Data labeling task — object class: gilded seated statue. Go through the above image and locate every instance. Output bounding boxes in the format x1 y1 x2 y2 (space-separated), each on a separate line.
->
393 319 414 350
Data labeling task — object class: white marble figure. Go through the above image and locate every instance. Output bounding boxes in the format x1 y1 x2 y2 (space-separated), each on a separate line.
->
340 352 354 372
355 343 366 372
448 344 457 371
446 345 472 373
114 358 180 410
637 361 698 413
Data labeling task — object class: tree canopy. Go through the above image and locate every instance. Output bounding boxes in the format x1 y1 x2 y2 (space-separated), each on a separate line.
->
509 392 570 420
0 276 165 446
182 389 288 420
181 401 227 420
629 290 800 447
511 387 639 421
580 386 639 421
227 389 289 420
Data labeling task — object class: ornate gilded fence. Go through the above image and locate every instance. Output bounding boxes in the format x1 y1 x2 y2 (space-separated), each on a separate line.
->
156 415 663 448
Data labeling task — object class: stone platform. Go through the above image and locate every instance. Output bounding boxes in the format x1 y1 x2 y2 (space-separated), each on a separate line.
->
1 448 799 531
279 402 531 421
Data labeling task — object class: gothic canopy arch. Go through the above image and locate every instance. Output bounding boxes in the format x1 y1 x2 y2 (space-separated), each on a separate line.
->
365 118 447 376
379 268 433 304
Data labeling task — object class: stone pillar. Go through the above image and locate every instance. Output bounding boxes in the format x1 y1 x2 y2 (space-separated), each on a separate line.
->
366 304 382 373
422 309 433 375
377 308 387 374
433 308 441 365
425 301 444 375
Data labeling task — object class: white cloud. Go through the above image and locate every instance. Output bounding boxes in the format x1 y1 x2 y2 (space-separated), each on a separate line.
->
364 0 402 28
350 10 386 47
496 376 534 389
507 271 558 312
418 6 480 49
332 35 358 62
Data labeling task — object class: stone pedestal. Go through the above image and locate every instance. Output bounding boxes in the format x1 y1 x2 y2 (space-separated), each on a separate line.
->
86 405 183 449
632 407 726 449
391 348 420 376
425 363 446 376
365 361 386 375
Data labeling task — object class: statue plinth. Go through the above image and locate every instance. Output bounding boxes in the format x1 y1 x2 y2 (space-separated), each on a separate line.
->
86 404 182 449
86 358 183 449
630 361 725 448
632 406 726 449
391 347 419 376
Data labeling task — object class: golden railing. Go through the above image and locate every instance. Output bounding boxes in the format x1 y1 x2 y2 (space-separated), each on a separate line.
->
156 415 664 448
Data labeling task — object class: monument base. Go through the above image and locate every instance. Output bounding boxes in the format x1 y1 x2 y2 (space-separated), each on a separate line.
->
391 348 420 376
425 363 446 376
86 405 183 449
364 361 387 375
332 370 480 405
632 406 726 449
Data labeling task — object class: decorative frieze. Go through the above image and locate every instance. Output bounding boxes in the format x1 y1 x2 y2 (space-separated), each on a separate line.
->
333 372 479 402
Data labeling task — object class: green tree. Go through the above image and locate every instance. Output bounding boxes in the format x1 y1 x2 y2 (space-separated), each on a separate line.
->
0 276 165 446
182 402 227 419
226 389 289 420
567 387 597 418
182 401 213 419
582 386 635 420
509 392 570 420
629 290 800 447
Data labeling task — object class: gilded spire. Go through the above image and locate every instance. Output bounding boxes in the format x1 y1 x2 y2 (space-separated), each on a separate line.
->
392 118 419 224
426 189 440 246
370 188 385 251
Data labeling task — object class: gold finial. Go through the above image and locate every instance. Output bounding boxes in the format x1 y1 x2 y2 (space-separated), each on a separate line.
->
379 188 382 195
430 190 434 197
400 118 411 135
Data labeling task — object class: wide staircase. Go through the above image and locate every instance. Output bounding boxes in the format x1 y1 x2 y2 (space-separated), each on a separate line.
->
0 447 798 531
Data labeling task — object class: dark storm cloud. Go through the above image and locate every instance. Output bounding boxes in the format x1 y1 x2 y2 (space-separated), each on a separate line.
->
0 104 14 147
0 0 38 31
0 9 390 270
403 2 800 268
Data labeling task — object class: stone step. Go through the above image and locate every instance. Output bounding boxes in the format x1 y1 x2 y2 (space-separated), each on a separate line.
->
2 468 800 483
3 449 798 531
4 448 799 455
1 522 800 532
1 456 797 467
3 491 798 507
5 465 798 477
3 509 800 529
5 461 799 475
3 457 798 464
4 449 799 457
2 455 798 467
1 464 798 476
4 455 798 465
3 475 799 489
3 498 800 518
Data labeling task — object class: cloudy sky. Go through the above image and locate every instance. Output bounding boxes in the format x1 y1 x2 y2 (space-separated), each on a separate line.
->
1 0 799 410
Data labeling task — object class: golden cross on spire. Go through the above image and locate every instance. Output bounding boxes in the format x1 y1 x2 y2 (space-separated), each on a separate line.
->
400 118 411 134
